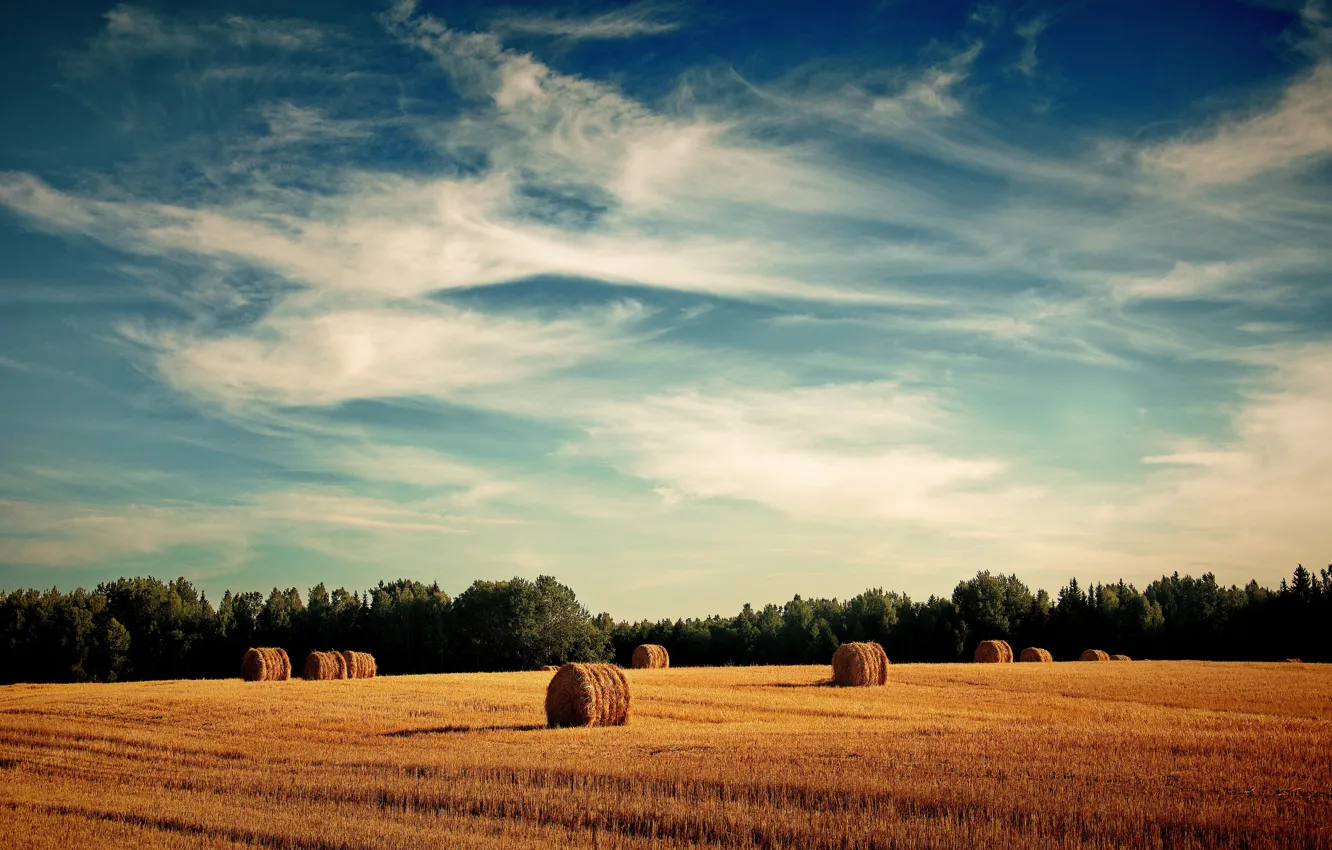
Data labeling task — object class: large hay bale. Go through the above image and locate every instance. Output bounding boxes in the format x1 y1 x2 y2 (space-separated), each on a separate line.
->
1018 647 1053 663
340 650 377 679
631 644 670 669
1109 654 1131 662
831 642 890 686
303 650 349 680
1080 649 1110 662
240 647 291 682
975 639 1014 663
545 663 631 728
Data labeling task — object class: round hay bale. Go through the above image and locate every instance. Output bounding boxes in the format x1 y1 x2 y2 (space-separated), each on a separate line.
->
631 644 670 669
545 663 631 728
1109 654 1131 662
1079 649 1110 662
240 647 291 682
974 640 1014 663
303 650 349 680
831 641 889 686
1018 647 1053 663
541 665 560 672
1286 658 1303 664
340 650 377 679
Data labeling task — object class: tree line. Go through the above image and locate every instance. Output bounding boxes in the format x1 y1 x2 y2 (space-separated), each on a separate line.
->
0 565 1327 684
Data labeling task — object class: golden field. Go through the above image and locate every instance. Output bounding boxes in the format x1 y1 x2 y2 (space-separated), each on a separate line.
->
1 662 1329 849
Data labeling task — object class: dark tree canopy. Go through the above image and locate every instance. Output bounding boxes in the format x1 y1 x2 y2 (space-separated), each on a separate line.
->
1 565 1327 684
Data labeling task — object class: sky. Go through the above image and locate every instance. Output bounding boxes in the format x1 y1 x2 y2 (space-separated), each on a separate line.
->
0 0 1330 618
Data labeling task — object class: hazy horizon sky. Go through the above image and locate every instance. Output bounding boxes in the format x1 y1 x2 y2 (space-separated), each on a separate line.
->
1 0 1329 618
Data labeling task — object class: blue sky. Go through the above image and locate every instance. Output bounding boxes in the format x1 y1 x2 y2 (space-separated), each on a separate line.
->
1 0 1329 617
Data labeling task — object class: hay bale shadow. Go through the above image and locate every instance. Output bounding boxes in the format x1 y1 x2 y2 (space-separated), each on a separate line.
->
384 723 546 737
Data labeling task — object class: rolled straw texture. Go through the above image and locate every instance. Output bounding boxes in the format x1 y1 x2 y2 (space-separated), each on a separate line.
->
631 644 670 669
545 663 631 728
975 640 1014 663
831 642 889 686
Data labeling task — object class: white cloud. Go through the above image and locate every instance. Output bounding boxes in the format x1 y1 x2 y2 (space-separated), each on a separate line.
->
0 499 243 566
871 42 983 120
247 489 470 535
257 103 372 146
0 171 893 304
1140 62 1332 186
1129 344 1332 564
1107 259 1270 301
333 445 519 505
1015 16 1048 77
490 2 681 40
65 4 330 76
133 300 643 408
0 488 473 567
579 383 1010 525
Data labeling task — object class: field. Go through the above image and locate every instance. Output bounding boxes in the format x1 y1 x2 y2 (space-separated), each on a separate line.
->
2 662 1329 849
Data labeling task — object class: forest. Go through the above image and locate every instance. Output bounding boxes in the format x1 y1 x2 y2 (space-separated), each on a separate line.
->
1 565 1328 684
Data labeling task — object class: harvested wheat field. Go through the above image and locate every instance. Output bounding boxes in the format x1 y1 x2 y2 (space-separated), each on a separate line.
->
1 662 1329 849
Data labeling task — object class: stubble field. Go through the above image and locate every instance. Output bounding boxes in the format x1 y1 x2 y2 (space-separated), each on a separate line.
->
1 662 1329 849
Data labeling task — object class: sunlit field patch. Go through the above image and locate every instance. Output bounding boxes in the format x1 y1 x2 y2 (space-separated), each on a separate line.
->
2 662 1328 848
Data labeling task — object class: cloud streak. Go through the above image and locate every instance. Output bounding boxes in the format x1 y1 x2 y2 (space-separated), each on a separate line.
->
134 300 646 409
489 2 681 40
1141 63 1332 187
1 0 1330 608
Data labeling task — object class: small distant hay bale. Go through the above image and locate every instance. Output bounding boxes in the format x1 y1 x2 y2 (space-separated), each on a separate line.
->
1080 649 1110 662
541 665 560 672
1109 654 1131 662
1286 658 1302 664
340 650 377 679
975 640 1014 663
1018 647 1053 663
545 663 631 728
631 644 670 669
831 642 890 686
240 647 291 682
303 650 349 680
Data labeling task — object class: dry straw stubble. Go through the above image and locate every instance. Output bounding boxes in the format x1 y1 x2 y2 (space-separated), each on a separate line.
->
831 642 890 687
1019 647 1053 663
1080 649 1111 662
303 651 349 680
240 648 291 682
975 640 1014 663
631 644 669 669
545 663 631 727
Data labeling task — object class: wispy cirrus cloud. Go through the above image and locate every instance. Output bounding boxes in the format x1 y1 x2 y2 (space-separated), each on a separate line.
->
489 1 681 41
1014 16 1049 77
577 382 1011 526
64 3 331 76
1140 63 1332 187
1105 258 1307 302
2 0 1331 609
1132 344 1332 567
130 300 647 409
